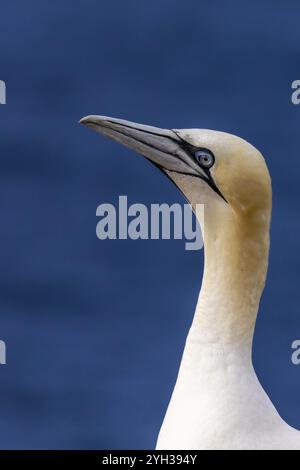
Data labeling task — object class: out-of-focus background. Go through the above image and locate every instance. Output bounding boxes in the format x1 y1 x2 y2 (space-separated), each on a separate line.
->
0 0 299 449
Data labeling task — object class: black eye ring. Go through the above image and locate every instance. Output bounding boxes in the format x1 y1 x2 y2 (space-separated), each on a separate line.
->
194 149 215 169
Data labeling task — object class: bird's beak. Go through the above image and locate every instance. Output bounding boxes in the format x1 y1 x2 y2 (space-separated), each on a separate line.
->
79 115 226 201
79 115 203 176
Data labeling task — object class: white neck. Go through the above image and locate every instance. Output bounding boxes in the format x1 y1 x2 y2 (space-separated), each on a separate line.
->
156 199 274 449
190 201 270 366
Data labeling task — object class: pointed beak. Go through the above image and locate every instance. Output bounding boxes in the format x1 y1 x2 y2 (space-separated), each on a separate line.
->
79 115 227 202
79 115 201 176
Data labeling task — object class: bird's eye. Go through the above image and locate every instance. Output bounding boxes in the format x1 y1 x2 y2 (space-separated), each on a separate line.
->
194 149 215 169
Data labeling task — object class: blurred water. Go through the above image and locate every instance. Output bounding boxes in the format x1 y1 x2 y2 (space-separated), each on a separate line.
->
0 0 300 449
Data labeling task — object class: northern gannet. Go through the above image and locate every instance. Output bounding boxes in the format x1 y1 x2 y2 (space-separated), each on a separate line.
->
80 115 300 450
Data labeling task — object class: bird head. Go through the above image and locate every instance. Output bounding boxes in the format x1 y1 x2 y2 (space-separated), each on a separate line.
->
79 116 271 219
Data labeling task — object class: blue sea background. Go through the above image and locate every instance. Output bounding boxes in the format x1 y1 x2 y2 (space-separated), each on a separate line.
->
0 0 300 449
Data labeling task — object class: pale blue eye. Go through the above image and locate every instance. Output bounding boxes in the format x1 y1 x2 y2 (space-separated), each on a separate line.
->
194 149 215 169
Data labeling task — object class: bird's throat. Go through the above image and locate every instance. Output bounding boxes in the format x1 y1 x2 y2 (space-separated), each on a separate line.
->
190 201 271 365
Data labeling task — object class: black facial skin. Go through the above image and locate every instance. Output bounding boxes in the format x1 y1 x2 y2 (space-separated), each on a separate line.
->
171 134 227 203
